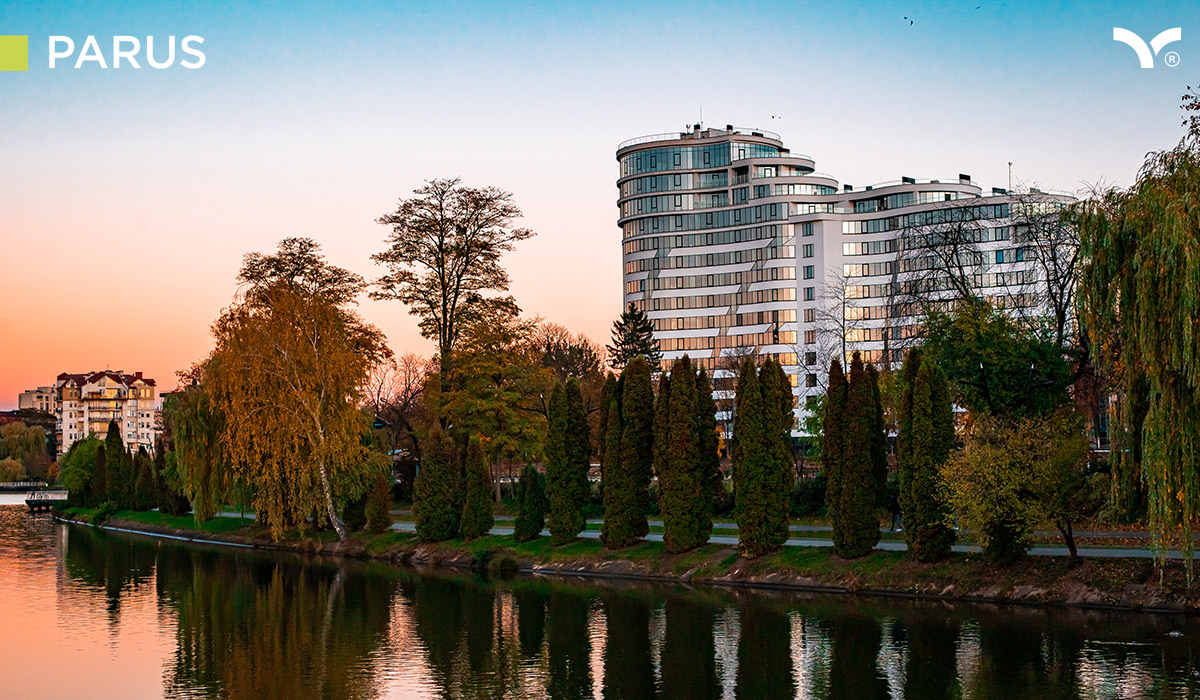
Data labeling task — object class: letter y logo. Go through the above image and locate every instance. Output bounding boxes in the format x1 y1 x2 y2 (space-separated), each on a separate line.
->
1113 27 1182 68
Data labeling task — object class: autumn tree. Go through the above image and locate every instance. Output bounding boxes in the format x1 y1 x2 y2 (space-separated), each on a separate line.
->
372 178 535 389
208 238 390 540
606 303 662 370
162 367 228 522
545 379 590 545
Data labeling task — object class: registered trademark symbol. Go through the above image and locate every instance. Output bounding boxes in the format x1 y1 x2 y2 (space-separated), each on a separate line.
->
1165 51 1181 67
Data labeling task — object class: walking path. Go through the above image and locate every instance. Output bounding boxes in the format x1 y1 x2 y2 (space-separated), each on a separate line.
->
386 521 1184 560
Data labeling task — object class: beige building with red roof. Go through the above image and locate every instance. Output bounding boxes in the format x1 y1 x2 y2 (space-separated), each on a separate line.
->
55 371 159 457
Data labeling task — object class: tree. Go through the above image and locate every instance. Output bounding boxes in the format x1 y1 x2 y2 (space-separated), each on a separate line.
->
835 353 881 558
595 374 618 478
59 435 102 505
459 436 494 540
822 358 849 550
162 366 228 522
603 357 653 548
658 356 708 553
513 464 547 542
365 352 434 471
866 364 889 507
533 322 605 382
208 238 391 540
732 356 769 557
1077 123 1200 566
694 368 722 526
943 408 1090 563
606 303 662 370
372 177 535 389
898 353 956 562
365 473 393 533
91 445 108 507
545 380 589 545
0 458 25 482
759 359 795 550
133 448 157 511
413 422 461 542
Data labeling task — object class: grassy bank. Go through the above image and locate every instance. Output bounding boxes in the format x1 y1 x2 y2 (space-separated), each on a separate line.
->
53 507 1200 614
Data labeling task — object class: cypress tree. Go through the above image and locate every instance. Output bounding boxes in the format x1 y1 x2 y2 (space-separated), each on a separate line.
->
733 355 771 557
366 472 393 533
823 358 849 550
133 448 156 510
660 356 709 553
91 444 108 507
459 436 494 540
546 380 589 545
104 420 129 507
651 368 671 513
596 373 617 485
606 302 663 370
413 423 461 542
694 367 721 539
896 348 924 473
514 464 547 542
837 352 882 558
867 364 889 507
759 359 795 551
604 356 654 548
900 357 957 561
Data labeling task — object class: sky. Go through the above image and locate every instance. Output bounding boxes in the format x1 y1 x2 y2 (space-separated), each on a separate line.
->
0 0 1196 408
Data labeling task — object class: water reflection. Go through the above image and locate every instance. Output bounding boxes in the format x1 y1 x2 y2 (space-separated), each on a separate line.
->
3 505 1200 699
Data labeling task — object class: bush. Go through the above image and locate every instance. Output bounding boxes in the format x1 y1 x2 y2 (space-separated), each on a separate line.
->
93 501 118 525
513 464 547 542
343 494 368 531
790 473 827 517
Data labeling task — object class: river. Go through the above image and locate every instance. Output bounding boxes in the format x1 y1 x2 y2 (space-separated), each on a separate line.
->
0 499 1197 698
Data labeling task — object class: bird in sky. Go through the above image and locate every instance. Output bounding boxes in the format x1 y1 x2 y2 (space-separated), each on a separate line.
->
904 16 913 24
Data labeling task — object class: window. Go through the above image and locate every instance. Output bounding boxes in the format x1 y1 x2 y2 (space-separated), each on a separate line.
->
674 195 682 207
804 308 815 323
803 265 814 280
802 222 814 237
806 373 818 388
803 287 814 301
804 330 816 344
805 352 817 365
673 153 681 166
803 244 814 258
674 174 681 186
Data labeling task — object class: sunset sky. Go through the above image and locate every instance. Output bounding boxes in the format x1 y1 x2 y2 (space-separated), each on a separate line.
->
1 0 1195 408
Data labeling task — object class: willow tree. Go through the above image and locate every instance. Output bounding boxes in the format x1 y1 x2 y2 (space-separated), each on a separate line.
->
208 238 390 540
162 366 227 522
1078 129 1200 566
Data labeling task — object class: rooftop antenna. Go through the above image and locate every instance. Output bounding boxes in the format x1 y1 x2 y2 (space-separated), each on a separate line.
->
699 106 703 129
1008 161 1013 192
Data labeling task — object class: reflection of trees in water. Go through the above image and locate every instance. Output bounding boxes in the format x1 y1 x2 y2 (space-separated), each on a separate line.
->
659 596 720 699
602 593 655 699
154 546 395 699
547 590 592 700
63 525 157 632
735 604 795 699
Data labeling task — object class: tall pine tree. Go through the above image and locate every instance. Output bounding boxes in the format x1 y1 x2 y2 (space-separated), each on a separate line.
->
759 358 795 551
603 357 654 548
866 364 889 507
900 355 957 561
823 358 849 550
659 356 709 553
546 379 590 545
605 303 662 370
836 352 881 558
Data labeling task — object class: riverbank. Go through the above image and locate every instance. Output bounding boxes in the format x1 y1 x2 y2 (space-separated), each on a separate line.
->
54 507 1200 614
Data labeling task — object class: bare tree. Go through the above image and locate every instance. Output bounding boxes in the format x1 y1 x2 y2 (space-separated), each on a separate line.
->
365 353 435 463
1010 190 1081 348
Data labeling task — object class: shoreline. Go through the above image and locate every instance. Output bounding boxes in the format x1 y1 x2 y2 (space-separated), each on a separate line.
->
51 511 1200 616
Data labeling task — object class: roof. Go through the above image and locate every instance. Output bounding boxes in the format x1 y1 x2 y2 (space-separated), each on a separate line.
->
55 371 157 389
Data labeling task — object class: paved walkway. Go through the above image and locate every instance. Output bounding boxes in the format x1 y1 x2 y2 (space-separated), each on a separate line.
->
386 521 1184 560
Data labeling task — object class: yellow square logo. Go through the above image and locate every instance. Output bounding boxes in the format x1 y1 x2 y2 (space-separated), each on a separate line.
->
0 36 29 72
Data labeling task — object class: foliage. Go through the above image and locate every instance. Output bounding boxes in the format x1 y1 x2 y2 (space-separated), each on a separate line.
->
459 436 495 539
923 299 1071 417
657 356 708 553
343 493 368 531
91 445 108 508
822 358 849 550
605 302 662 370
898 351 957 562
545 379 590 545
790 472 827 517
513 464 547 542
372 177 535 383
104 420 133 508
533 322 604 382
366 473 393 534
0 458 24 481
413 422 461 542
866 364 888 507
604 357 654 548
733 357 793 558
132 448 157 511
207 238 389 540
0 422 48 479
595 374 617 475
833 353 881 559
943 407 1090 564
1077 131 1200 567
694 368 722 529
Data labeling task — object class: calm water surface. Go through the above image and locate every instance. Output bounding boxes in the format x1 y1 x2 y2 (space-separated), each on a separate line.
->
1 499 1198 699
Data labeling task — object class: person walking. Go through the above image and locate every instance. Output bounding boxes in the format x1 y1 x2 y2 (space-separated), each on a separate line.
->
888 492 902 532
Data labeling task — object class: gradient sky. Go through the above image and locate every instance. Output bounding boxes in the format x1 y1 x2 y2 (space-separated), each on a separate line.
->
1 0 1196 408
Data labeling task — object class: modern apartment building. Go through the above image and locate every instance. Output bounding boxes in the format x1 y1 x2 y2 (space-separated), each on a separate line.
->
617 124 1072 434
55 370 160 457
18 386 56 413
